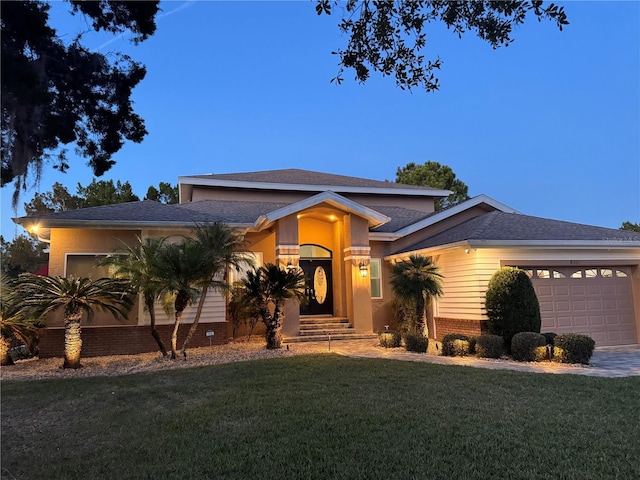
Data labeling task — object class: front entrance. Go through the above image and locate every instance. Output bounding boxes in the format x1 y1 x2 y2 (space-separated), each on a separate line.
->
299 259 333 315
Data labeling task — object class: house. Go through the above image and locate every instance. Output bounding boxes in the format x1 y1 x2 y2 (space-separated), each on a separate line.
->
15 169 640 356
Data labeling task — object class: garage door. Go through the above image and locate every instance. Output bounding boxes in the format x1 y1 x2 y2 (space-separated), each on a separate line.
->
518 266 637 347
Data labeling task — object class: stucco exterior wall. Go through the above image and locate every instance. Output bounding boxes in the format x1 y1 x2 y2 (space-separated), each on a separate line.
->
189 186 436 213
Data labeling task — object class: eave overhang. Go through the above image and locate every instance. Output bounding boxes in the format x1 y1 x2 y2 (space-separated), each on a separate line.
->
178 176 452 200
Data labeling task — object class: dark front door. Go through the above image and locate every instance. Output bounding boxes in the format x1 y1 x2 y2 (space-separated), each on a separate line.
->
299 259 333 315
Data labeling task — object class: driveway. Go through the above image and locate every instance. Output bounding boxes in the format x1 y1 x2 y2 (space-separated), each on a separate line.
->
324 340 640 378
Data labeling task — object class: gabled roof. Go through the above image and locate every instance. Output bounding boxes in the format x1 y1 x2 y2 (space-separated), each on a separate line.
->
393 211 640 255
252 191 390 230
179 168 451 200
369 194 518 238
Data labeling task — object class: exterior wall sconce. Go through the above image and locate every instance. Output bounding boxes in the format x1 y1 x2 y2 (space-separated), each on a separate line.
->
286 257 295 271
359 261 368 277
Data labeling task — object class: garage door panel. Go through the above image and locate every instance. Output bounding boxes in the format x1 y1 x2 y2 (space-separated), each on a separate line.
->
586 285 602 295
605 314 621 326
539 301 554 313
570 285 585 295
588 315 604 326
553 285 569 296
587 299 603 311
522 265 637 347
538 285 553 296
571 300 587 311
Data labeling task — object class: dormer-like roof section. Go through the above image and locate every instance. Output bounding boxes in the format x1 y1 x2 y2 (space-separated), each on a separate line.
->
252 191 390 231
179 168 451 202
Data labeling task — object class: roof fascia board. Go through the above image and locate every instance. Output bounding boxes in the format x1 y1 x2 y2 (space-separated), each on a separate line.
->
178 176 451 198
393 194 519 237
385 241 471 262
13 219 254 230
254 191 390 231
468 239 640 249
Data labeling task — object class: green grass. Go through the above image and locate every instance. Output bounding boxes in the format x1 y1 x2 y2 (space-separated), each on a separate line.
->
2 355 639 480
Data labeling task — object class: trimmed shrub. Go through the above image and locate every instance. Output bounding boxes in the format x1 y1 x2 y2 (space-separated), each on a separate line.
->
554 334 596 364
441 333 470 357
468 336 477 355
511 332 547 362
404 333 428 353
475 334 504 359
379 331 402 348
485 267 541 351
542 332 557 345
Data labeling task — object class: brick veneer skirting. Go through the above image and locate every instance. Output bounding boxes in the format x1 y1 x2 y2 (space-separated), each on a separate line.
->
37 323 229 358
434 317 488 341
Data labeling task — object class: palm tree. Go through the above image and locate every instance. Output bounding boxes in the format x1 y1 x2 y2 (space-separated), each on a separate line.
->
13 274 133 369
180 223 249 357
153 239 207 359
0 273 43 366
390 255 443 335
100 237 169 356
242 263 306 349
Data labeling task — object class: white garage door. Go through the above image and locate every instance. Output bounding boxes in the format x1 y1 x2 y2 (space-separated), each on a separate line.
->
520 266 637 347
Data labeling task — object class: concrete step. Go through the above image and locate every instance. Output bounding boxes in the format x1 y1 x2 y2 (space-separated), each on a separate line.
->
299 323 353 331
284 333 379 343
299 316 349 325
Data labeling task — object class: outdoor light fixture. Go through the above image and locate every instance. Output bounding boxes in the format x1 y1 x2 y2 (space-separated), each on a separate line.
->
286 257 294 271
359 261 368 277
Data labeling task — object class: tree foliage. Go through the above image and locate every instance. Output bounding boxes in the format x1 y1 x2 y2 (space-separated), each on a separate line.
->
0 272 45 365
12 274 133 368
620 221 640 233
23 179 177 215
390 255 443 335
100 236 169 356
1 0 160 204
396 161 470 211
316 0 568 91
242 264 306 349
144 182 179 204
0 234 48 276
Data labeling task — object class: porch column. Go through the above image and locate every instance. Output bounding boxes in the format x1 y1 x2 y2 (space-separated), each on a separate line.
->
343 214 373 333
275 214 300 337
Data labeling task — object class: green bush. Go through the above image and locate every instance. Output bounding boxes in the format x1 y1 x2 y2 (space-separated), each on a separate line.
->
475 334 504 359
379 331 402 348
441 333 470 357
485 267 541 351
468 336 477 355
554 334 596 364
404 333 428 353
511 332 547 362
542 332 557 345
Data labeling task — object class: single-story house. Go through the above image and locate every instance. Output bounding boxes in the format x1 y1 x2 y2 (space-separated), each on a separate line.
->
15 169 640 356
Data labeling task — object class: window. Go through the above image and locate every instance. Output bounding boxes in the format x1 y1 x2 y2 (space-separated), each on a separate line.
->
300 244 331 258
228 252 262 285
601 268 613 278
615 270 628 278
570 270 583 278
370 258 382 299
65 254 116 278
552 270 566 278
537 269 550 279
585 269 598 278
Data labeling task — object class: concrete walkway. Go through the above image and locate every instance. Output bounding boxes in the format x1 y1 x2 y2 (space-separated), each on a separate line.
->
310 339 640 378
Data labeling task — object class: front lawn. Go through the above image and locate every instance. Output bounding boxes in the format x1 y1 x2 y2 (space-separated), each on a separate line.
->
1 355 638 479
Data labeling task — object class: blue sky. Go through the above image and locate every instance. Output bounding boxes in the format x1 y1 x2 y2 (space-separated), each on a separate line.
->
2 0 639 240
